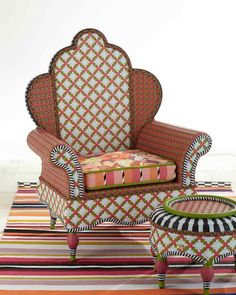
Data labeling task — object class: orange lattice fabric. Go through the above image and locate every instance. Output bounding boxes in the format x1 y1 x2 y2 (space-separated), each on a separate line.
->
26 28 212 261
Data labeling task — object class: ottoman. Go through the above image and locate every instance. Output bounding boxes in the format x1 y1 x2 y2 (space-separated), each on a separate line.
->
149 195 236 295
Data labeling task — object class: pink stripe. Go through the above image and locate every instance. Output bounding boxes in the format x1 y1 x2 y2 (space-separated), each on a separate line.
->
132 168 140 182
105 171 114 185
113 170 123 184
159 166 167 180
0 266 233 276
85 174 96 187
141 168 150 181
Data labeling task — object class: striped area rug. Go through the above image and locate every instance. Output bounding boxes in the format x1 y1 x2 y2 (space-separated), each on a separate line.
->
0 182 235 295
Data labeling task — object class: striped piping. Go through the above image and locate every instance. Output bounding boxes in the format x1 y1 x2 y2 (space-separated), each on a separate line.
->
66 217 148 233
151 241 235 267
164 251 205 263
183 134 212 186
214 251 235 263
150 246 235 265
50 145 84 199
150 205 236 233
149 241 205 263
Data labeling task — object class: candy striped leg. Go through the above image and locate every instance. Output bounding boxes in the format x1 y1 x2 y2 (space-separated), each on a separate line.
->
67 233 79 261
50 216 57 230
150 246 157 271
156 254 168 289
201 261 214 295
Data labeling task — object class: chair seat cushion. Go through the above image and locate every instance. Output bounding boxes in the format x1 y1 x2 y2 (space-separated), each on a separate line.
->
78 149 176 190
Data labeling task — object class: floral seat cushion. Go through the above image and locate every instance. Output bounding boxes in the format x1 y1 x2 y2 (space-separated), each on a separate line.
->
78 149 176 190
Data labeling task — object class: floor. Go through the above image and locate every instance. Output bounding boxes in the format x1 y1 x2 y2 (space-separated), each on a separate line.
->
0 153 236 235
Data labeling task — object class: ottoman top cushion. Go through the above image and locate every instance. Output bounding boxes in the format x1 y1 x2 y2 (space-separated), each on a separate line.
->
150 195 236 233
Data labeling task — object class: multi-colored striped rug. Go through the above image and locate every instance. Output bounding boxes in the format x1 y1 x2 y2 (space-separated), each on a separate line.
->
0 182 235 295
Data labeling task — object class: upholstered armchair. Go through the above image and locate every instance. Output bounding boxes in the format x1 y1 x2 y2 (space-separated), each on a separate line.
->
26 28 212 261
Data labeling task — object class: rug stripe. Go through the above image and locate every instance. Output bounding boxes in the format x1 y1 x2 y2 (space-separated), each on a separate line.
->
0 182 235 293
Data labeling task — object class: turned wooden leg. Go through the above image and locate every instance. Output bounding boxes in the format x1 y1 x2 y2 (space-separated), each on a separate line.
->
67 233 79 261
156 254 168 289
201 261 214 295
50 216 57 230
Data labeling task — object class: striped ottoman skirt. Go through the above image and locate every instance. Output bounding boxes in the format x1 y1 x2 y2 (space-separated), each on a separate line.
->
149 195 236 295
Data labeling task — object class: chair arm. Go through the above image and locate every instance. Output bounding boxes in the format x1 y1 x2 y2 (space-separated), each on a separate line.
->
27 128 84 198
136 121 212 186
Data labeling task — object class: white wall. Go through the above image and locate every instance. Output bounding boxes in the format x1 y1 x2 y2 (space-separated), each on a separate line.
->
1 0 236 161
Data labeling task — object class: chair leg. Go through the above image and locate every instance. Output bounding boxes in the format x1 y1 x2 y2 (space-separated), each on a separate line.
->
150 247 157 271
156 254 168 289
50 216 57 229
201 261 214 295
67 233 79 261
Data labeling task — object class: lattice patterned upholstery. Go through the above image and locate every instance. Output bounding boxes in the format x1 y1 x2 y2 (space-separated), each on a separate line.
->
51 30 132 155
26 28 212 261
26 74 57 136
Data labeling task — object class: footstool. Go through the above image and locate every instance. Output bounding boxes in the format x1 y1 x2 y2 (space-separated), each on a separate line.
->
149 195 236 295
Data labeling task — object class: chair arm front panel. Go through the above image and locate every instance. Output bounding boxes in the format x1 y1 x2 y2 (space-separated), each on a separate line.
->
136 121 212 186
27 128 84 199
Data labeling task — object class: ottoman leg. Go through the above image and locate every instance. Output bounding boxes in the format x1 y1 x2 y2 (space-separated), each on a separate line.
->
150 246 157 271
67 233 79 261
50 215 57 230
156 253 168 289
201 261 214 295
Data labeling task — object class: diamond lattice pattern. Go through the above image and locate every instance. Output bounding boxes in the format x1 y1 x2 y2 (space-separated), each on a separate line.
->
150 227 235 261
53 32 131 155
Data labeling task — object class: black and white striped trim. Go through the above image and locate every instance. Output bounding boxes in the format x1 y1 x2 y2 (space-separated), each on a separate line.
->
150 241 205 263
69 248 77 258
17 181 38 188
51 145 84 199
157 273 166 281
150 205 236 233
164 251 204 263
18 182 38 188
214 251 235 263
151 241 235 264
66 217 148 232
203 282 211 289
183 134 212 186
50 216 57 229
